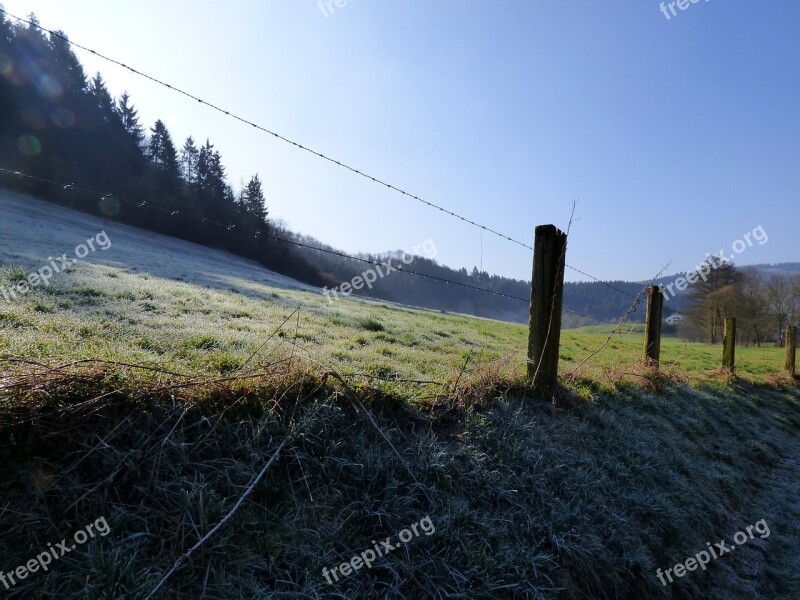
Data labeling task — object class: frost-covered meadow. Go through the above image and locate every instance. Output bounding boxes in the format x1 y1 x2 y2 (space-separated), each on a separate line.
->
0 190 788 394
0 190 525 392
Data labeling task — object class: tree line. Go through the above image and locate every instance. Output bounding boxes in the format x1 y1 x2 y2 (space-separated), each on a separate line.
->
0 12 325 285
678 257 800 346
0 11 698 326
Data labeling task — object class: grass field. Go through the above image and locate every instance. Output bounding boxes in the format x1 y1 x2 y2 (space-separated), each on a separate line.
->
0 192 791 399
1 190 798 599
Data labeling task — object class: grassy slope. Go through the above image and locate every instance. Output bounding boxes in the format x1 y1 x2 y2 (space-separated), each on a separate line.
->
1 190 798 599
0 191 524 397
0 193 788 394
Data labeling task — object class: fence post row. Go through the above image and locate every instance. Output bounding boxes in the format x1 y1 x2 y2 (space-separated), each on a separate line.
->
786 325 797 376
723 318 736 372
527 224 567 398
644 285 664 367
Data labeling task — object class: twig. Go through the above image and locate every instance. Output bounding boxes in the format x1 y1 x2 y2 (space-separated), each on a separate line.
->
237 306 300 373
666 340 688 375
144 436 289 599
347 373 446 386
325 369 434 505
451 348 474 396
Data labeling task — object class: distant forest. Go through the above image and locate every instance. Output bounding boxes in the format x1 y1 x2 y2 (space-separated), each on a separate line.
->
1 13 792 328
672 258 800 347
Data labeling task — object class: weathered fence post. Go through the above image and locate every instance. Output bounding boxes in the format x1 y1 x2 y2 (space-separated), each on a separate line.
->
527 224 567 397
785 325 797 375
722 317 736 372
644 285 664 367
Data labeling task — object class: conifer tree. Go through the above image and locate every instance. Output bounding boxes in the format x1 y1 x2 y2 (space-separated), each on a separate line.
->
148 119 179 176
179 136 199 184
241 174 268 225
117 91 144 147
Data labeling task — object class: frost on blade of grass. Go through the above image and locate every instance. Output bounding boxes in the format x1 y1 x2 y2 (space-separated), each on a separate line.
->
2 373 797 598
357 317 385 332
0 312 28 327
0 263 27 284
185 334 222 351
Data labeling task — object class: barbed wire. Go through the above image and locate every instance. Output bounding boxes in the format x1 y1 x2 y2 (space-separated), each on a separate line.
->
1 168 639 328
0 8 639 304
567 262 672 376
0 8 532 250
565 264 638 300
0 168 531 302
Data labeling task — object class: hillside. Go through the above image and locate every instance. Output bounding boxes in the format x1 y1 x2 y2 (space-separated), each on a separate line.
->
1 190 799 599
0 190 792 388
1 4 799 599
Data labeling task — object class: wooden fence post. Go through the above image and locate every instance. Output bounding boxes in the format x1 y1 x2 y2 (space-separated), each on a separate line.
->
527 224 567 398
644 285 664 367
786 325 797 375
722 317 736 372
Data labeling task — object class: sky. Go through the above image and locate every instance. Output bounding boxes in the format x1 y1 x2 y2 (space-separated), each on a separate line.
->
1 1 798 283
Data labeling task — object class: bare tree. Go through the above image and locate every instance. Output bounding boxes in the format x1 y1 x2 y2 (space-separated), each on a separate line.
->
739 266 767 346
684 257 738 344
764 275 792 345
790 274 800 327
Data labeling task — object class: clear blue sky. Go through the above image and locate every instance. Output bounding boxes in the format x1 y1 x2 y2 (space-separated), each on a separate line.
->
3 1 798 282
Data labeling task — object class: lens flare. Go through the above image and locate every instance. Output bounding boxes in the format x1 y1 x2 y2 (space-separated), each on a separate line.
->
17 134 42 156
99 196 121 217
0 52 11 76
37 74 63 99
28 60 63 99
51 107 76 128
0 52 23 85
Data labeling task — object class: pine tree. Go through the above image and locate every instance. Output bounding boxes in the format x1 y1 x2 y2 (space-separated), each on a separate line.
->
88 73 117 123
0 10 14 136
117 91 144 147
179 136 199 184
48 32 87 97
148 120 178 176
0 5 14 58
194 139 235 224
0 8 13 48
21 13 48 48
196 139 227 199
241 174 268 225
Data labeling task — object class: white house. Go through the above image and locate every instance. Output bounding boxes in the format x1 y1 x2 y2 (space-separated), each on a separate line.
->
665 314 685 324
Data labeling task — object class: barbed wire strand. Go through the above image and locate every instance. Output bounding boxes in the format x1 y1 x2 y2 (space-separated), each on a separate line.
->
0 168 636 327
0 168 530 301
0 9 528 249
564 264 637 299
0 8 638 303
567 261 672 377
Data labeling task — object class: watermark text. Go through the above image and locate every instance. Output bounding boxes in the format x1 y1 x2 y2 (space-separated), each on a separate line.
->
322 515 436 584
1 230 112 304
656 518 769 586
0 517 111 590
